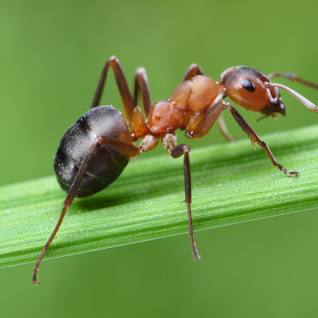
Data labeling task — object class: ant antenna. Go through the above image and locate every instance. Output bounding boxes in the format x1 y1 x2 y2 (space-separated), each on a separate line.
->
268 72 318 90
272 83 318 112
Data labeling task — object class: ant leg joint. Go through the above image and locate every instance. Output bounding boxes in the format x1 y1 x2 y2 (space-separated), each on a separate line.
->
139 135 159 153
108 55 119 63
170 144 190 159
162 133 177 153
136 67 146 75
277 164 300 177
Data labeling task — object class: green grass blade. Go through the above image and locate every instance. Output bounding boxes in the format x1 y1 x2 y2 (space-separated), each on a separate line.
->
1 125 318 269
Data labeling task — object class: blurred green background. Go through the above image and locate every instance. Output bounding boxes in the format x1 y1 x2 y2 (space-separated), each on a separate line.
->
1 0 318 317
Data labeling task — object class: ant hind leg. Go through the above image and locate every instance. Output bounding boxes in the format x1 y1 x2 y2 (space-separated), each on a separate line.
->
32 141 101 285
32 137 139 285
133 67 152 116
91 56 136 125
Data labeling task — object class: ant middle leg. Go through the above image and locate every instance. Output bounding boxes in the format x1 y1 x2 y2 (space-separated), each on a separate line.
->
163 133 201 261
226 102 299 177
183 64 234 142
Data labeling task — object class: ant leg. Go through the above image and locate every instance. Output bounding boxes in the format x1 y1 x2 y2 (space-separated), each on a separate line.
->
183 64 234 141
32 141 100 285
183 64 204 81
227 102 299 177
172 144 201 260
185 99 227 138
163 134 201 261
268 72 318 90
32 137 139 285
91 56 135 124
139 134 159 153
98 136 140 157
133 68 152 116
217 113 235 142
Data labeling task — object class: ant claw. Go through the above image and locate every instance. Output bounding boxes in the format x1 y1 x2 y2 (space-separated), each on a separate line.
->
282 168 300 177
289 170 300 177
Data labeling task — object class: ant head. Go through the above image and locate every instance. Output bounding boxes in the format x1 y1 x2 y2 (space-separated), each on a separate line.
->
220 66 285 116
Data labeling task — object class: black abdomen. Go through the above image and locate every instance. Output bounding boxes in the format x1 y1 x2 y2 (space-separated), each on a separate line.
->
54 106 131 197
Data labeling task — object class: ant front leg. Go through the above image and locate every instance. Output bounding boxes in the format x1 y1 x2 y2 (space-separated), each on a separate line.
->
217 113 235 142
91 56 136 125
163 133 201 261
185 100 227 138
183 64 234 142
226 102 299 177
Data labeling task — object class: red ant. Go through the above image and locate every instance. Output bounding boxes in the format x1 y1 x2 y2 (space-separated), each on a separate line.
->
32 56 318 285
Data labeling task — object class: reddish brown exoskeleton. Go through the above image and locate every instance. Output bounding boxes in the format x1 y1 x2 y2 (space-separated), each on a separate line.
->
32 57 318 285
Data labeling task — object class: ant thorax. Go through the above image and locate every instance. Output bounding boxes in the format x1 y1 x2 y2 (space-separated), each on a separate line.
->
146 75 224 138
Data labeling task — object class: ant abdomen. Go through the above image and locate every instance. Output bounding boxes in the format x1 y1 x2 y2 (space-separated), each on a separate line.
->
54 105 130 197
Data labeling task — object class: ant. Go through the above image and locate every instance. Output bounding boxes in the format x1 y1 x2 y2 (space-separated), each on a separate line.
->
32 56 318 285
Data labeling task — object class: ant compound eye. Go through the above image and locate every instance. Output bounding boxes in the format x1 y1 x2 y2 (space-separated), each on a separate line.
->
240 79 256 92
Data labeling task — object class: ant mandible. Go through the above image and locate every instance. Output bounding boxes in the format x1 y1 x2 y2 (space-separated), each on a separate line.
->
32 56 318 285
